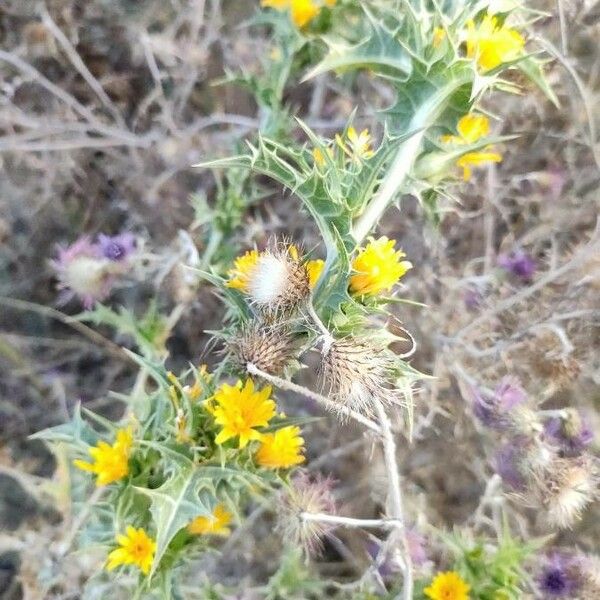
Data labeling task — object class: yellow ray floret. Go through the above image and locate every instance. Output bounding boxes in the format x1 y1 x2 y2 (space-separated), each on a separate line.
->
106 526 156 575
466 14 525 72
226 250 260 292
211 379 276 448
306 258 325 288
424 571 470 600
336 127 375 163
350 237 412 296
261 0 322 28
442 114 502 180
256 425 305 469
73 427 133 486
188 504 233 536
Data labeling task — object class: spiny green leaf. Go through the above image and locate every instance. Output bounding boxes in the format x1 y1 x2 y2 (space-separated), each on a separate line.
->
136 462 260 576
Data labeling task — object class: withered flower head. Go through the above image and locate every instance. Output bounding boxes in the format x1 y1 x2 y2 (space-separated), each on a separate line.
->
533 455 598 529
277 471 336 555
226 324 298 376
247 244 311 313
319 336 396 416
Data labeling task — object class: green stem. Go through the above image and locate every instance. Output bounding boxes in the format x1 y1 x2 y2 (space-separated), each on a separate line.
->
353 76 471 243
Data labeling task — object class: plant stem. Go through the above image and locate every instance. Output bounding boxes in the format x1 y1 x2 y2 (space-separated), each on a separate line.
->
246 363 381 434
306 301 334 352
353 75 471 244
353 130 425 243
373 399 413 600
301 512 401 530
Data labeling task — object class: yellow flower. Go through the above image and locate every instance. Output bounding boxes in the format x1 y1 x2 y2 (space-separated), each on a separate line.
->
466 14 525 72
226 250 260 292
256 426 305 469
442 114 502 180
313 146 334 168
433 26 446 48
106 526 156 575
306 258 325 288
188 504 233 536
186 364 212 401
457 151 502 181
211 379 276 448
424 571 470 600
290 0 319 27
73 427 133 486
350 237 412 296
336 127 375 163
261 0 320 28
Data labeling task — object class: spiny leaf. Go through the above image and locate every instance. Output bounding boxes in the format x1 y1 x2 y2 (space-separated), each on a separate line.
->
31 403 98 447
303 18 412 82
136 462 261 576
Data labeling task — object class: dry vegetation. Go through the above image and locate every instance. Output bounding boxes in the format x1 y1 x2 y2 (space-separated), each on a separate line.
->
0 1 599 598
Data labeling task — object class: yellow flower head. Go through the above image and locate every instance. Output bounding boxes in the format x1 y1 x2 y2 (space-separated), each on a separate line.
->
226 250 260 292
456 114 490 143
424 571 470 600
433 26 446 48
256 425 305 469
313 146 334 169
350 236 412 296
186 364 213 401
457 151 502 181
73 427 133 486
106 526 156 575
211 378 276 448
442 114 502 180
336 127 375 163
306 258 325 288
466 14 525 72
261 0 320 28
188 504 233 536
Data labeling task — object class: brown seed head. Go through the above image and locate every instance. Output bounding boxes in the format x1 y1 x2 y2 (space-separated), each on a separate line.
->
227 325 297 376
320 337 395 415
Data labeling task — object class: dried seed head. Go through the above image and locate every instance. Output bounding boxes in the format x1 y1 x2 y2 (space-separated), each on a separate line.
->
533 456 598 529
226 325 298 376
246 246 310 313
276 471 336 555
320 337 396 415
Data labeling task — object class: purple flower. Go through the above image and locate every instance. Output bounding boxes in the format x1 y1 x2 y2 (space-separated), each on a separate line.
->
97 233 136 262
498 249 536 281
545 410 594 457
463 286 483 310
538 552 583 597
494 441 528 491
472 376 527 429
52 233 136 308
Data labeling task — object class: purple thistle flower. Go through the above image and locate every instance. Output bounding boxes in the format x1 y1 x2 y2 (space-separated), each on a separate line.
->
494 441 528 491
544 410 594 457
472 376 527 429
498 249 536 281
538 552 583 597
97 233 136 262
52 233 136 308
463 286 484 311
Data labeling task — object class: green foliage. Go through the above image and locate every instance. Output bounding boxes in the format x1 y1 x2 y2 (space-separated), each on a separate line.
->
76 302 171 359
434 524 546 600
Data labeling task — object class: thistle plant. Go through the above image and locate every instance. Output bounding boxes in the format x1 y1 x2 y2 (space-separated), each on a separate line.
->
31 2 597 599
